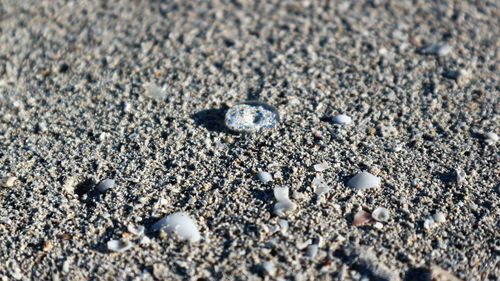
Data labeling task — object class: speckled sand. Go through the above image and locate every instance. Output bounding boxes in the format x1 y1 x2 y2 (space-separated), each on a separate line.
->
0 1 498 280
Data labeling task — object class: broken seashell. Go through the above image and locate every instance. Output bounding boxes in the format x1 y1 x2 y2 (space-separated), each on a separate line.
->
127 224 145 236
353 210 372 226
273 187 297 215
371 207 390 222
107 240 133 253
313 162 329 172
152 212 200 242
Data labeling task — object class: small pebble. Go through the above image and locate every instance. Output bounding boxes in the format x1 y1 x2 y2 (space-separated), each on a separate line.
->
423 218 435 230
433 213 446 223
455 169 466 183
423 43 452 56
262 261 276 276
347 171 381 189
256 171 273 184
373 222 384 229
127 224 145 236
96 179 115 193
371 207 390 222
313 162 329 172
0 176 16 188
224 102 279 133
107 240 133 253
485 132 498 145
331 114 352 125
306 244 318 259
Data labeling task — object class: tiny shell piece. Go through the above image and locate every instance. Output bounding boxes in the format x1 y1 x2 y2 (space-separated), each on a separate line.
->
273 187 290 202
313 162 329 172
353 210 372 226
347 171 381 189
433 213 446 223
455 170 466 183
331 114 352 125
257 171 273 184
107 240 133 253
127 224 145 236
371 207 390 222
96 179 115 192
152 212 200 242
262 261 276 276
312 176 330 195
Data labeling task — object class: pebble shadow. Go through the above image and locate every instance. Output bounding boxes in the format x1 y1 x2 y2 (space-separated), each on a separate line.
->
191 107 229 133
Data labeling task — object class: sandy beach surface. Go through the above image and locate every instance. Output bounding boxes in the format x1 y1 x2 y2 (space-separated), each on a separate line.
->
0 0 499 280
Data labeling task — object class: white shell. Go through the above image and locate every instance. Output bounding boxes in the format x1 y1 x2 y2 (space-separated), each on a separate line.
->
96 179 115 192
152 212 200 242
371 207 390 222
313 162 329 172
273 200 297 216
433 212 446 223
127 224 145 236
423 218 435 229
273 187 290 202
273 187 296 215
257 171 273 184
331 114 352 125
312 176 330 195
107 240 133 253
0 176 16 188
347 171 381 189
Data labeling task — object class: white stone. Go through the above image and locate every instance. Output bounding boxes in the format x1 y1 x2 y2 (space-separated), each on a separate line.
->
331 114 352 125
371 207 390 222
152 212 200 242
347 171 381 189
96 179 115 192
107 240 133 253
424 44 452 56
257 171 273 184
373 222 384 229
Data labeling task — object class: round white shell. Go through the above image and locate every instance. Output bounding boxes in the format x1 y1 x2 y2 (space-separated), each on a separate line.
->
152 212 200 242
331 114 352 125
347 171 381 189
371 207 390 222
433 212 446 223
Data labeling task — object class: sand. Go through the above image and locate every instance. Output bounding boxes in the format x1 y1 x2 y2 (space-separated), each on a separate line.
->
0 0 498 280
